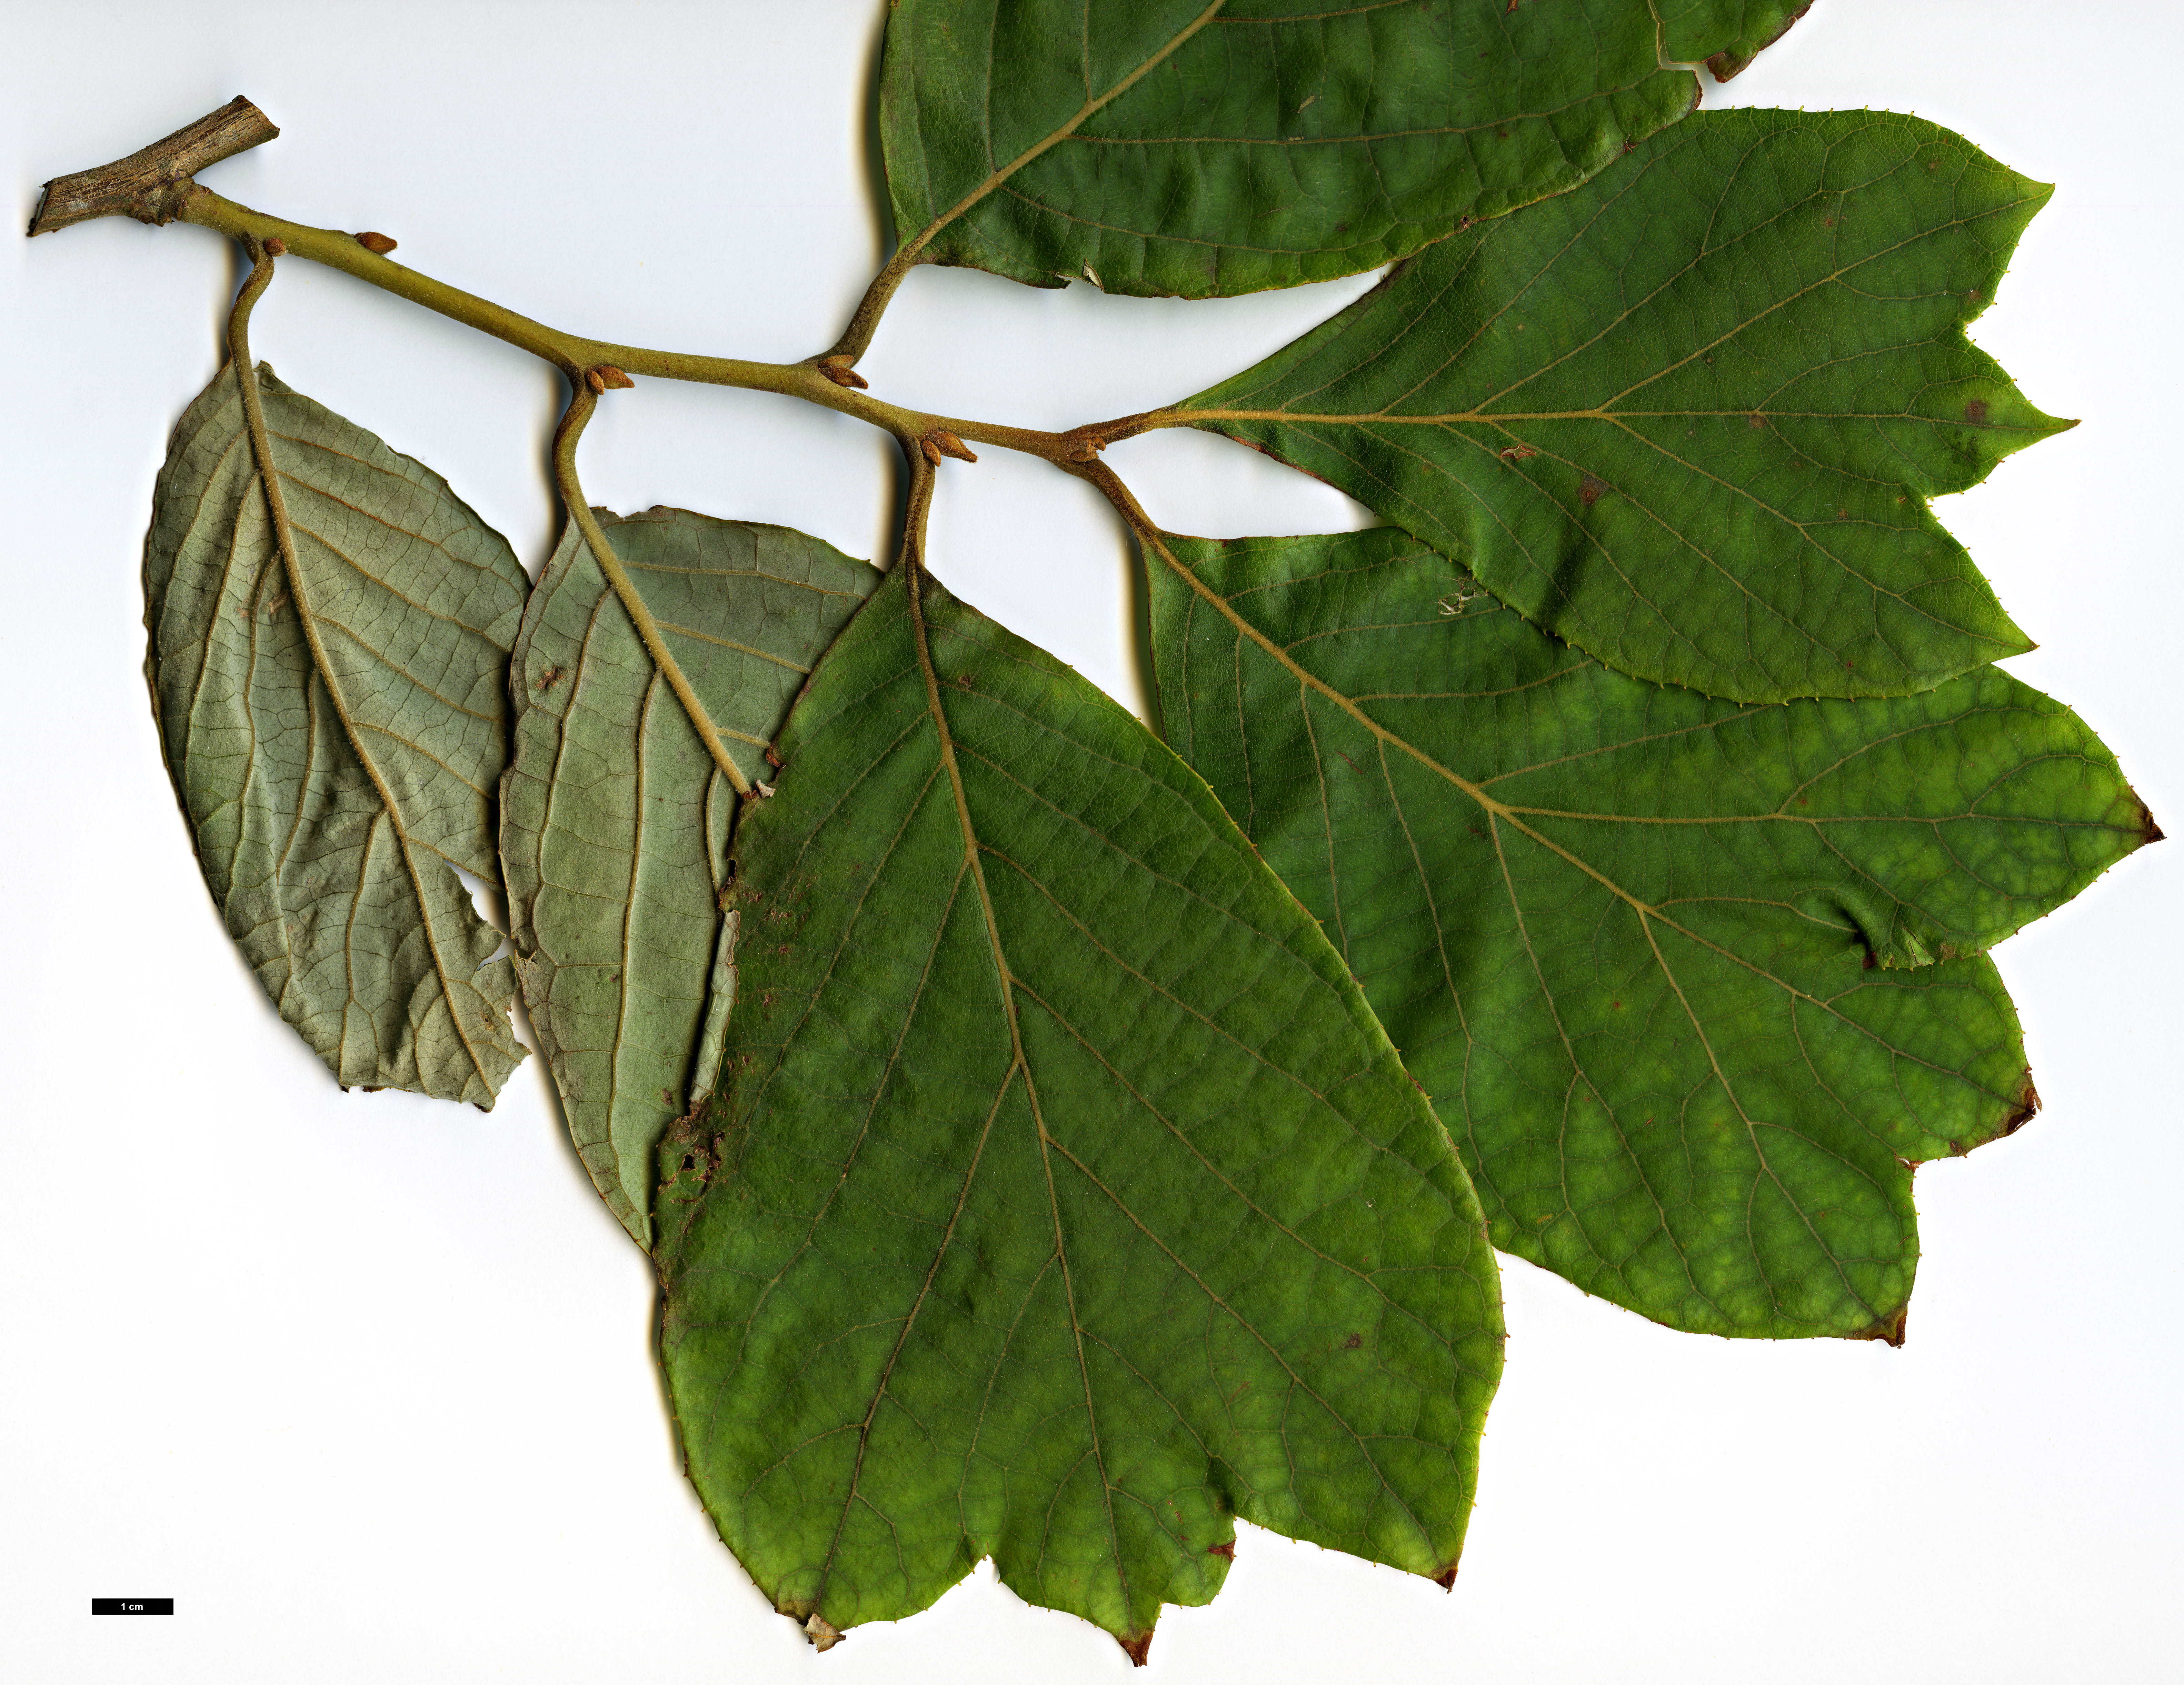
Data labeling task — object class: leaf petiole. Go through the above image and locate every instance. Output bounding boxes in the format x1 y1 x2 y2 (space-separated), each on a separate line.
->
550 385 754 798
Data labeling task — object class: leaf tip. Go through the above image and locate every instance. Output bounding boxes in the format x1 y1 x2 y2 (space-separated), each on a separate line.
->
802 1613 844 1653
2003 1077 2041 1138
1117 1631 1154 1667
1432 1564 1458 1592
1852 1304 1910 1348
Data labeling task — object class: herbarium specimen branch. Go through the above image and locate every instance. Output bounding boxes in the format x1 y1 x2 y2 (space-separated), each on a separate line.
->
32 2 2153 1658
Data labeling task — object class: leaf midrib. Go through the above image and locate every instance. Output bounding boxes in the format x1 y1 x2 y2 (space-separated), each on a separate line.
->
1149 531 2008 1261
798 574 1131 1624
236 365 499 1091
1184 536 2021 1041
896 0 1228 270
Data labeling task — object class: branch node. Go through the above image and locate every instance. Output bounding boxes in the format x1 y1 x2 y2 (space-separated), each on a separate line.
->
28 96 277 236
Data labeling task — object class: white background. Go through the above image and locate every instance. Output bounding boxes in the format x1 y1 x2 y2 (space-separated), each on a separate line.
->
3 2 2177 1680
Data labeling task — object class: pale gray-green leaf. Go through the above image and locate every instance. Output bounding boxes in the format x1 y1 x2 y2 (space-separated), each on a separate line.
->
501 507 878 1243
143 362 529 1106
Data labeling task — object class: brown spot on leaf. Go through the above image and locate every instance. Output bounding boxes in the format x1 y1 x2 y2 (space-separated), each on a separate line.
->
355 230 397 254
1862 949 1877 970
1579 474 1609 508
802 1613 843 1653
2133 789 2164 845
1748 413 1766 429
1118 1632 1154 1667
1705 1 1812 81
536 665 564 691
1855 1305 1909 1347
1965 399 1990 424
1208 1540 1235 1559
1497 442 1538 464
2003 1079 2041 1136
765 745 784 769
1345 1333 1363 1349
1433 1565 1458 1590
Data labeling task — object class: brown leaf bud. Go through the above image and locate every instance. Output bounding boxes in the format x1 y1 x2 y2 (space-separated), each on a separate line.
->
261 236 287 257
355 230 397 254
818 362 869 389
927 429 978 463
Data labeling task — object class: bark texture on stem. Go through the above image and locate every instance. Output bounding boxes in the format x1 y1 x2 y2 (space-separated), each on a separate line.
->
29 97 278 235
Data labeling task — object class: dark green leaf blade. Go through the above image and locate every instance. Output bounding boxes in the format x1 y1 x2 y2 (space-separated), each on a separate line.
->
1145 525 2153 1337
143 362 529 1106
654 565 1502 1650
1177 108 2070 702
882 0 1803 302
501 508 878 1244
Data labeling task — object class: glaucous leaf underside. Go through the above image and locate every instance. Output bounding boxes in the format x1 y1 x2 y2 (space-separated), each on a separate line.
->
1179 108 2067 703
654 565 1503 1651
880 0 1808 300
1145 526 2152 1336
144 361 528 1105
501 507 879 1242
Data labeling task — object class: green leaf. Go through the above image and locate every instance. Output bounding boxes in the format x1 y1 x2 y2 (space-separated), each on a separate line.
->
1144 525 2153 1338
652 564 1502 1652
880 0 1798 302
1176 108 2070 702
501 507 878 1244
143 361 529 1106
